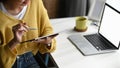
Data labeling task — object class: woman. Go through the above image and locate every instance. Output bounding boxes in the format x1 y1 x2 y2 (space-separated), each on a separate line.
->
0 0 56 68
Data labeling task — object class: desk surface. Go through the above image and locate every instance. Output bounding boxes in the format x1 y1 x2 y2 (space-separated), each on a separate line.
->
50 17 120 68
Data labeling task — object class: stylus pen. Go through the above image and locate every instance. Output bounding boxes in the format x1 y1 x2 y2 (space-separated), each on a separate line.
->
29 28 38 30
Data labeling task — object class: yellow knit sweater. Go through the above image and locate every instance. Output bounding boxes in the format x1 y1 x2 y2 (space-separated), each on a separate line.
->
0 0 56 68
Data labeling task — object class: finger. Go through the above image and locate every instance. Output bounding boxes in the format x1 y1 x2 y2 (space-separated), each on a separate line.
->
17 23 29 32
45 37 52 44
18 28 28 32
18 27 27 32
46 37 48 40
22 23 29 30
20 22 29 30
12 24 21 31
49 36 56 39
33 38 44 43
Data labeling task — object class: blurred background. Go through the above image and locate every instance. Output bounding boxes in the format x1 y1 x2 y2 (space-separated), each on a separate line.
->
42 0 106 21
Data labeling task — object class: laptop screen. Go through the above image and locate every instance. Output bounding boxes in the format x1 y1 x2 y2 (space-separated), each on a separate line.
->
99 4 120 48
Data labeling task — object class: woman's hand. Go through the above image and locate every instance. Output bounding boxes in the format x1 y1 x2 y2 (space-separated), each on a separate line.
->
12 23 29 43
8 22 29 50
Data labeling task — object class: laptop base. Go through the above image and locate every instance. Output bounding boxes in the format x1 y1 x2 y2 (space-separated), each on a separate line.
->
68 34 117 56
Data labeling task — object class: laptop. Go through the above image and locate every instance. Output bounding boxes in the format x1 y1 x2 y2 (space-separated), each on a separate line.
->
68 3 120 56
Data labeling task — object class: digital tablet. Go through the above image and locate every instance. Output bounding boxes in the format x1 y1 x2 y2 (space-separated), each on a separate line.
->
21 33 59 44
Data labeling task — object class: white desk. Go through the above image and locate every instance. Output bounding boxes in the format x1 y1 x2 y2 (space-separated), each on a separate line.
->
50 17 120 68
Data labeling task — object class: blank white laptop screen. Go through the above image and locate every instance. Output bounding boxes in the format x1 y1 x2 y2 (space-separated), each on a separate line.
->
99 4 120 48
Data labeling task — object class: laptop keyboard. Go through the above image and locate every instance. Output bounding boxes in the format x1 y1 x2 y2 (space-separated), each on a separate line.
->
84 34 113 50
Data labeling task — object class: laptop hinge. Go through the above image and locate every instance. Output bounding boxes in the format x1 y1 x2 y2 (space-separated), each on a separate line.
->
118 41 120 49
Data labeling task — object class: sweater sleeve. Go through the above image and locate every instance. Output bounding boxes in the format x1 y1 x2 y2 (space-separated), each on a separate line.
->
39 38 56 54
0 39 17 68
38 0 56 54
